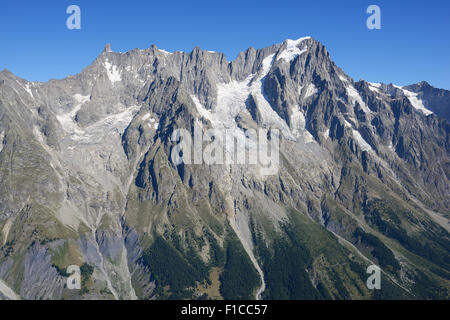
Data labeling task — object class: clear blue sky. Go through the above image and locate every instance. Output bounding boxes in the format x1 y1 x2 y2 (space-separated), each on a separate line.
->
1 0 449 89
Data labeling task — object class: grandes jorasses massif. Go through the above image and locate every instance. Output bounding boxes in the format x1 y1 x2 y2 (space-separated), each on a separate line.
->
0 37 449 300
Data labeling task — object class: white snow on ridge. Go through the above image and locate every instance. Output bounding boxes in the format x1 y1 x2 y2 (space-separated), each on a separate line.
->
277 37 310 62
400 88 433 116
368 82 381 88
368 82 381 93
367 82 432 115
391 84 432 115
104 60 122 83
159 49 172 55
340 76 372 114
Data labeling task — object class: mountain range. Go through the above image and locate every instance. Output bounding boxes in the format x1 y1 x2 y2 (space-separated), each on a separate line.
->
0 37 449 300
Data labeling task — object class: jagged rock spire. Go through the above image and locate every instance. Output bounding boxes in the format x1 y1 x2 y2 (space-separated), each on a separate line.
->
104 43 112 53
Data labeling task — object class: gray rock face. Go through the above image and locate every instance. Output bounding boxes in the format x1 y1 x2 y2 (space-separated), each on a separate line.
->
0 37 449 300
20 244 64 299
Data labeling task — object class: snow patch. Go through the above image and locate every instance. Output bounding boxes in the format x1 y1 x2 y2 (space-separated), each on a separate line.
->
15 80 34 99
88 106 139 134
191 95 216 124
141 113 151 121
56 94 91 137
344 118 353 128
304 83 317 99
192 53 294 139
277 37 310 62
159 49 172 55
147 122 159 130
57 95 138 143
216 77 252 126
388 141 394 150
400 88 433 115
56 96 88 137
339 75 349 83
252 54 294 139
25 83 34 98
104 60 122 83
290 106 305 136
141 113 158 129
352 129 372 152
344 82 372 114
368 82 381 93
71 105 140 143
290 105 314 142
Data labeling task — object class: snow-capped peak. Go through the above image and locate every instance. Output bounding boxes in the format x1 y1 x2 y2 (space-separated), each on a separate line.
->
277 37 311 62
158 49 172 55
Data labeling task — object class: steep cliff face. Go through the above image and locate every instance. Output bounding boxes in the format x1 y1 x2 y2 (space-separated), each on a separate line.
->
0 37 448 300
